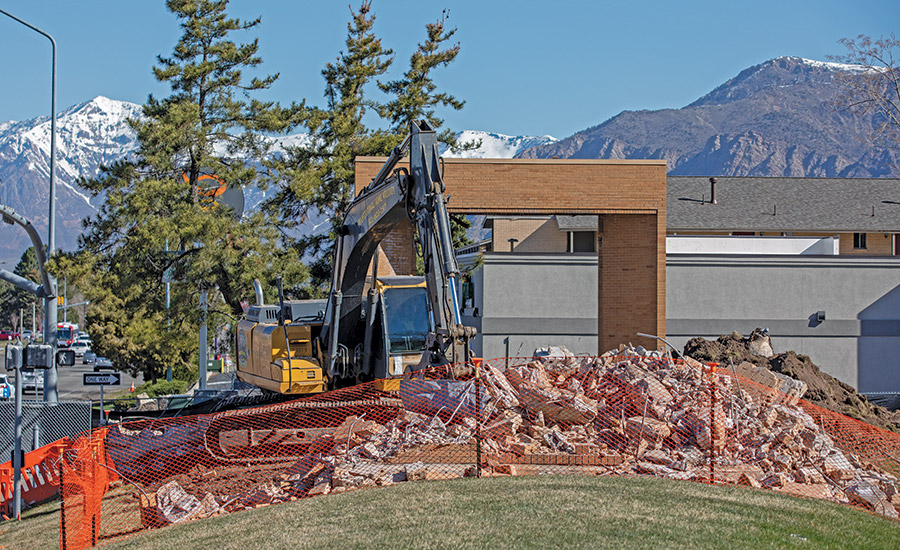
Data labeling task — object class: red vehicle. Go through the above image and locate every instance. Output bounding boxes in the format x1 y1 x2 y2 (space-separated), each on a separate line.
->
56 323 79 348
0 330 18 341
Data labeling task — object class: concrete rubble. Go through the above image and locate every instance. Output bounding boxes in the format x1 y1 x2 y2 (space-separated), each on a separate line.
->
138 345 900 524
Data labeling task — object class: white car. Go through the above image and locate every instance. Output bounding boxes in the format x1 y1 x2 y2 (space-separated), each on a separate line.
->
21 369 43 393
70 341 90 358
0 374 14 399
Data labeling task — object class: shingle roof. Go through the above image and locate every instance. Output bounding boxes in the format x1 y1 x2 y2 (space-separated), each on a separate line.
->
667 176 900 232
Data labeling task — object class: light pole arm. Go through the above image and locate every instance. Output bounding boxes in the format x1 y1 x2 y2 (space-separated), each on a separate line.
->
0 205 55 296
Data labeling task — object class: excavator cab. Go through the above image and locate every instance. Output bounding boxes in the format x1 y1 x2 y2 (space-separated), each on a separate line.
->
369 276 431 378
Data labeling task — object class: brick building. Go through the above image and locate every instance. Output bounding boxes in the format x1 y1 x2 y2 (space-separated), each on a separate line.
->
445 174 900 394
354 157 668 356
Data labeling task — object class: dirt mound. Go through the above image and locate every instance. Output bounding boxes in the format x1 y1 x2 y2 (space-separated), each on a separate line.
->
683 330 900 434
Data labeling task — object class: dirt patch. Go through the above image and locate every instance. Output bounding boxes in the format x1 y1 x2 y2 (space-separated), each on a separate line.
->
683 329 900 433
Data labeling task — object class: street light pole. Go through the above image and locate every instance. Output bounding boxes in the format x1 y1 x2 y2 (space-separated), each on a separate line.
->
0 8 59 402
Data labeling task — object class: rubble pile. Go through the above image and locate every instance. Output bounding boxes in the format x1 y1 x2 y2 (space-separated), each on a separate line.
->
685 330 900 432
128 346 900 527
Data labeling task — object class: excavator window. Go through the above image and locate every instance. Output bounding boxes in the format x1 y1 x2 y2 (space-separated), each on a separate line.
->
383 287 430 354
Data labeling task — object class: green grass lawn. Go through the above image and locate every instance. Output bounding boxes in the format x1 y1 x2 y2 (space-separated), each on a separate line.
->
6 475 898 550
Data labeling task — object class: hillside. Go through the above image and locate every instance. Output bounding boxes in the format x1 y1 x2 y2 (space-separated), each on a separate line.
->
518 57 898 178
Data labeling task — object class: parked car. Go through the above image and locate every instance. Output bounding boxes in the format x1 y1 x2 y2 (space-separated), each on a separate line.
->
70 341 90 358
94 357 115 371
21 368 43 393
21 329 33 340
0 374 14 399
0 330 19 341
83 350 96 365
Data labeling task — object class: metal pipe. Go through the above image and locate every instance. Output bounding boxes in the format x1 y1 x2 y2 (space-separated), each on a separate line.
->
0 205 53 295
369 133 412 190
277 277 293 390
13 365 22 518
328 291 343 378
199 288 208 391
0 10 61 403
361 249 380 378
448 274 463 326
253 279 265 306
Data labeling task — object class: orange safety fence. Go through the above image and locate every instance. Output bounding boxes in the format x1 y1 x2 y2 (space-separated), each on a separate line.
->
0 437 73 518
58 352 900 548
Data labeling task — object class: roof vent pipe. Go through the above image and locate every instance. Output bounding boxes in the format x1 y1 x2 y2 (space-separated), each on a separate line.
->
709 177 718 205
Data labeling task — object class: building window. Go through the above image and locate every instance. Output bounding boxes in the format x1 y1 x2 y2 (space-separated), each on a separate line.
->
853 232 867 249
461 274 475 309
568 231 596 253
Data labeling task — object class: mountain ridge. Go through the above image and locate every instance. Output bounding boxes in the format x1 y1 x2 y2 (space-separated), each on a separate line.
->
516 57 896 178
1 55 895 266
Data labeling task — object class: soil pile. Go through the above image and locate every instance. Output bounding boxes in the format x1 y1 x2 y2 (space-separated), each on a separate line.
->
683 330 900 433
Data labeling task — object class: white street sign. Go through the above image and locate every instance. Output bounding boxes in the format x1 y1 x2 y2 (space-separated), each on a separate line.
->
83 372 121 386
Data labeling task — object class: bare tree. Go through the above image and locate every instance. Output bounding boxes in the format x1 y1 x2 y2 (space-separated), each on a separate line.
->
831 34 900 150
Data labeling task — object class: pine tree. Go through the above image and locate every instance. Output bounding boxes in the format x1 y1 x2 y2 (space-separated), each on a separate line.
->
378 10 470 149
266 1 395 296
66 0 303 382
379 11 476 248
267 3 474 294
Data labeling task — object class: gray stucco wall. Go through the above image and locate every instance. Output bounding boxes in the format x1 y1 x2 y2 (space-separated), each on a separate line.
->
667 255 900 392
465 252 900 393
466 253 598 360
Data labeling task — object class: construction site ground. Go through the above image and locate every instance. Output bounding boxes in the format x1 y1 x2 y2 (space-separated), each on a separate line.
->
684 331 900 433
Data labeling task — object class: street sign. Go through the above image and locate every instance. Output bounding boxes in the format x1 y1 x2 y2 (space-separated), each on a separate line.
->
83 372 121 386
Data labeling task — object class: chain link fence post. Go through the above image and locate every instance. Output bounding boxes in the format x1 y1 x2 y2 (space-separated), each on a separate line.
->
475 360 482 478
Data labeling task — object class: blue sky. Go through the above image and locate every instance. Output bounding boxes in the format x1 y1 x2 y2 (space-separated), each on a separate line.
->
0 0 896 138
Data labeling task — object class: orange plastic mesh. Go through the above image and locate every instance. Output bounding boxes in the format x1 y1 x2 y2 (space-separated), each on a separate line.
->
57 353 900 548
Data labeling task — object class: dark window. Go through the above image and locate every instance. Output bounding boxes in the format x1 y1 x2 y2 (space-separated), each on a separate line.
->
568 231 596 253
853 233 867 249
461 275 475 309
383 287 430 354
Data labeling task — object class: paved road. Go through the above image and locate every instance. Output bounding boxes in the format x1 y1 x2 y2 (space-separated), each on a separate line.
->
25 360 144 402
2 341 143 403
58 361 144 401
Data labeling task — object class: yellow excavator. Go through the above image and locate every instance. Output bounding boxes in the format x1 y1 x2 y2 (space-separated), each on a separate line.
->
236 121 477 395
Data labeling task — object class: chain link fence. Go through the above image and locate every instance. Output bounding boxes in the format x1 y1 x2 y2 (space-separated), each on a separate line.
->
0 400 92 459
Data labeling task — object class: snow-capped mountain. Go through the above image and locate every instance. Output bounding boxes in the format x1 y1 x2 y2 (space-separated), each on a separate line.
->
443 130 557 158
0 96 541 266
0 96 144 266
1 56 893 266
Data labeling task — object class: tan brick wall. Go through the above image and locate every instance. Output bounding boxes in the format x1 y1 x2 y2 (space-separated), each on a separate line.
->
838 232 894 255
374 219 416 276
355 157 668 352
492 217 568 253
598 214 661 352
